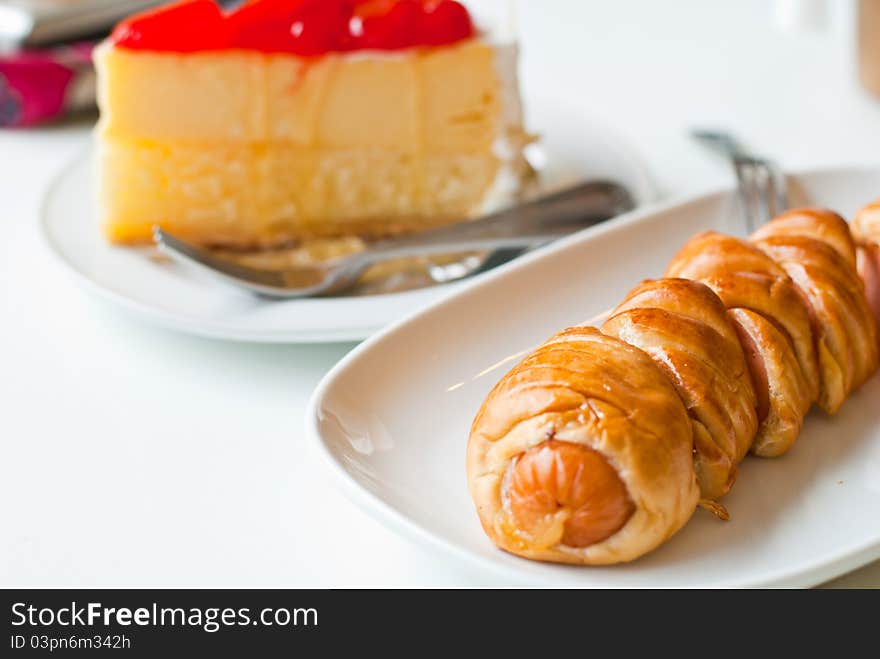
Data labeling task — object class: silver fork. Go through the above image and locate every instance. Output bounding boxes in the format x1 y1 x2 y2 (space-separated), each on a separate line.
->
691 129 788 231
154 180 635 299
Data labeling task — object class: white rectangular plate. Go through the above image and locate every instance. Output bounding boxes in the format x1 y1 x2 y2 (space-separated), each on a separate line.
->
306 165 880 587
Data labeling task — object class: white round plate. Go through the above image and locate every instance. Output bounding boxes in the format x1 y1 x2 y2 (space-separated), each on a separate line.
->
41 111 656 343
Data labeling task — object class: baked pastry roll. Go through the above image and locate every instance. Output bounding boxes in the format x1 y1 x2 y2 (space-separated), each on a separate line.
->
727 308 813 456
752 208 857 267
467 326 699 565
666 232 819 400
665 232 817 455
601 279 757 501
753 210 878 413
852 200 880 331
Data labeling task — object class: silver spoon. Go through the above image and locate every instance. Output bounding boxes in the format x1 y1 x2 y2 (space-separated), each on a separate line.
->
154 180 634 299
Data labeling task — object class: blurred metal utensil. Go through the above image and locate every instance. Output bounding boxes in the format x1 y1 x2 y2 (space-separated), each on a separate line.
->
0 1 162 49
691 129 788 231
154 180 635 299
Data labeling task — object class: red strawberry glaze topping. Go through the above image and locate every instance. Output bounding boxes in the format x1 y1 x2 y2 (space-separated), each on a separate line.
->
111 0 475 54
111 0 230 52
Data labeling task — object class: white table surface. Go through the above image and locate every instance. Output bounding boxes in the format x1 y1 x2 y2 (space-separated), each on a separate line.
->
3 0 880 587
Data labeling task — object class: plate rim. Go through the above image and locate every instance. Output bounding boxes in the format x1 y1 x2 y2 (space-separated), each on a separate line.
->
39 111 660 344
305 163 880 587
36 157 468 343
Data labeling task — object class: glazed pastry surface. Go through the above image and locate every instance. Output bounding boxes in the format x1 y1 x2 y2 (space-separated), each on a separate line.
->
468 208 879 565
666 232 819 396
727 307 813 456
753 237 878 410
665 232 817 454
602 279 757 500
752 208 857 266
852 201 880 332
467 326 699 565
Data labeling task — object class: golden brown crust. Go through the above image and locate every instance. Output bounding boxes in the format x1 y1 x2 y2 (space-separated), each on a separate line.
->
611 278 741 346
666 231 788 281
467 326 698 565
852 202 880 332
470 213 879 566
665 232 820 405
727 308 813 456
754 235 879 412
602 279 757 500
697 271 820 402
857 244 880 331
751 208 857 267
851 199 880 249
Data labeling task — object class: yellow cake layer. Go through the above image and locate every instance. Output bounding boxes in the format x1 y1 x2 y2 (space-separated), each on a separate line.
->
97 39 501 149
99 139 499 245
95 38 522 246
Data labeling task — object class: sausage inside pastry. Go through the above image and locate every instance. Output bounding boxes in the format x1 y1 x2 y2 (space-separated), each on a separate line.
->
468 209 880 566
467 326 699 565
727 308 813 456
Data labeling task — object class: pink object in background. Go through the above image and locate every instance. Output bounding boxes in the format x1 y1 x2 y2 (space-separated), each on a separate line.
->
0 42 95 127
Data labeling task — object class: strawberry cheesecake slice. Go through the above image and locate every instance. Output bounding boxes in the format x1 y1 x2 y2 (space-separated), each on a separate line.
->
95 0 528 248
